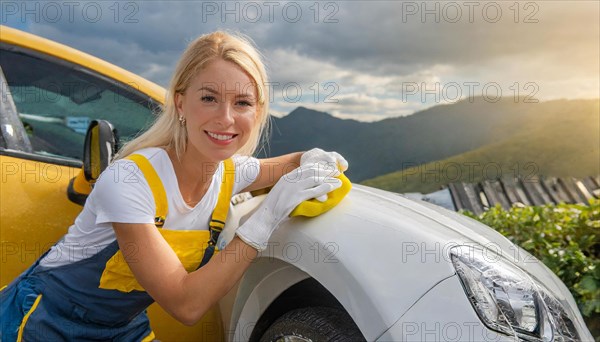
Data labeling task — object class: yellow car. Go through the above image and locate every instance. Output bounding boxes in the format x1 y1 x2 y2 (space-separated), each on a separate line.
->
0 25 223 340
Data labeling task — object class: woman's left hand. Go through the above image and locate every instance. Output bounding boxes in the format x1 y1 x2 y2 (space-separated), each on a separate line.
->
300 148 348 202
300 148 349 172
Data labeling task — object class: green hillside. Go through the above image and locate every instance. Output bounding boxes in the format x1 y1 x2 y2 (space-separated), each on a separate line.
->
362 99 600 193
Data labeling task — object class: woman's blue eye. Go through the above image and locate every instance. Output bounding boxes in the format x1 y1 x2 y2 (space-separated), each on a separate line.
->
237 100 253 107
201 95 216 102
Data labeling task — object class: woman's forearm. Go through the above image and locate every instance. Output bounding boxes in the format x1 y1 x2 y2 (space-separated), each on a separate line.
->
245 152 303 192
179 236 258 325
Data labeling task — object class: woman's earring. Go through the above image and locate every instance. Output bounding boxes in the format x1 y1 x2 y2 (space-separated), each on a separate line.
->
179 115 186 126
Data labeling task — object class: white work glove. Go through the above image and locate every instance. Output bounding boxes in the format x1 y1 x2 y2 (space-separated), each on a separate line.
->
300 148 348 202
235 163 343 251
301 148 348 172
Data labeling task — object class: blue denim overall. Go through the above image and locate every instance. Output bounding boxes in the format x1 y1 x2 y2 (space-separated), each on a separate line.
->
0 242 155 341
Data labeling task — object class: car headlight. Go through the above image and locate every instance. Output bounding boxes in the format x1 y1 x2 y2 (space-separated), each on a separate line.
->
450 246 580 342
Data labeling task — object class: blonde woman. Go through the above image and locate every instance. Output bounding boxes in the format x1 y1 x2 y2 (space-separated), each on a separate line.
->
0 31 347 341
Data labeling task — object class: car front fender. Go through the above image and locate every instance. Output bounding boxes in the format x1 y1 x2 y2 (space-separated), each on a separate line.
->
220 191 458 341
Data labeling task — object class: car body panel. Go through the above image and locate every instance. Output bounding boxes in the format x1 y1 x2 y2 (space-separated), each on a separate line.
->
0 154 81 285
219 184 593 341
376 275 515 341
228 260 311 341
220 186 463 340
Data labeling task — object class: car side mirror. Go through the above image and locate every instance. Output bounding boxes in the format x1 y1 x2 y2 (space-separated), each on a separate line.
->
83 120 118 181
67 120 118 205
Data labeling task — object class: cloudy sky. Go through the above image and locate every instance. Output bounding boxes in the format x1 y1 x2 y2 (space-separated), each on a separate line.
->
2 1 598 121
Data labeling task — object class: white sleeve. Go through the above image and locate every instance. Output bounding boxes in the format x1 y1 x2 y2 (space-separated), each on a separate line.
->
232 155 261 195
91 159 156 225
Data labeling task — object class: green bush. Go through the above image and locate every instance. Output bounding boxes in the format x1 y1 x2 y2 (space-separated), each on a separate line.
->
461 199 599 339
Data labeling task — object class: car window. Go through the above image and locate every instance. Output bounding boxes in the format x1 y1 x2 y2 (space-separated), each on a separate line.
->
0 46 159 160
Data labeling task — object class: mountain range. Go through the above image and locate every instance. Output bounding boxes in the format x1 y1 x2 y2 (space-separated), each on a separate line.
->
261 97 599 192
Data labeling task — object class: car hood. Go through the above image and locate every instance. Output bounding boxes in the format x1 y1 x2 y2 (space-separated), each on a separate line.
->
256 184 583 339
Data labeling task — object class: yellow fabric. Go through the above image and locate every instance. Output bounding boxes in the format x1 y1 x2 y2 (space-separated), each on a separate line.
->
0 285 7 292
290 173 352 217
99 155 234 293
211 158 234 231
99 229 213 292
126 154 168 225
141 331 156 342
17 294 42 342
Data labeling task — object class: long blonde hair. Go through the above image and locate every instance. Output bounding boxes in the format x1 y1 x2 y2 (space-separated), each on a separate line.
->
117 31 270 159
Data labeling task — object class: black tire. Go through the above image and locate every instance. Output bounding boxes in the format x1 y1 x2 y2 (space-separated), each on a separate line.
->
259 306 366 342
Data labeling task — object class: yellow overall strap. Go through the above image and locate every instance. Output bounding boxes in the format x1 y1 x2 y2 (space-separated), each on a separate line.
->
199 158 235 267
17 294 42 342
210 158 235 233
126 154 168 227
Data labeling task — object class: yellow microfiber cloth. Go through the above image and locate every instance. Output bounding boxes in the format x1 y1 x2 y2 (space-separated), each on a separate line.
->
290 173 352 217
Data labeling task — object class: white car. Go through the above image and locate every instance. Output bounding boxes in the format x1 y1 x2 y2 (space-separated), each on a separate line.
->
217 184 593 341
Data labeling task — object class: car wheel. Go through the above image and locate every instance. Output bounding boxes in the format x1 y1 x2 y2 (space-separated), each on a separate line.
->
259 306 365 342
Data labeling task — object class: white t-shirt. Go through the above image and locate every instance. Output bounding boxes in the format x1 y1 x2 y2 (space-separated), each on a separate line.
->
40 147 260 267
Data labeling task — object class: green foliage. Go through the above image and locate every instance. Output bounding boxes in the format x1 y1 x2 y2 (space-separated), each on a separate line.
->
462 200 600 338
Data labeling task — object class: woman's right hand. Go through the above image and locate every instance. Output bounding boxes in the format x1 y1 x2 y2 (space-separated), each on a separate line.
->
235 162 342 251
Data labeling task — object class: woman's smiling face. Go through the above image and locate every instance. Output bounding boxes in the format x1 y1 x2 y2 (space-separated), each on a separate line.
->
175 58 258 162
